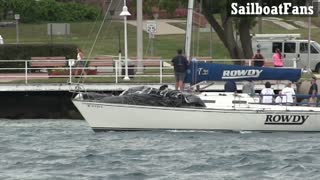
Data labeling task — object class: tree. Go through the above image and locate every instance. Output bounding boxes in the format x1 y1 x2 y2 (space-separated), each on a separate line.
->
0 0 10 20
200 0 256 61
1 0 100 23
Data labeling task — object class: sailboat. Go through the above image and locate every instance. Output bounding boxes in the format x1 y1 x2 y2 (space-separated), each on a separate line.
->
72 0 320 132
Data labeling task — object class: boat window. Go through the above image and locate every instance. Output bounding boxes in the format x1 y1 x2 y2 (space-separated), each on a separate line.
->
300 43 319 54
202 100 216 103
232 100 247 104
272 42 282 52
284 42 296 53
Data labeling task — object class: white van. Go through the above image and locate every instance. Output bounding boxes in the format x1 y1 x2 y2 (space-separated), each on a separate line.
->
252 34 320 72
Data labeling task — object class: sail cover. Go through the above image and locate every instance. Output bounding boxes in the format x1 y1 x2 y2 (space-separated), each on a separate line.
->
185 62 302 84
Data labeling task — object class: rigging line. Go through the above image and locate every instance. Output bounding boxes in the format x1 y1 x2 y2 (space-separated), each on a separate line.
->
102 0 123 53
87 0 114 61
77 0 114 84
101 0 122 42
69 3 104 91
82 6 103 52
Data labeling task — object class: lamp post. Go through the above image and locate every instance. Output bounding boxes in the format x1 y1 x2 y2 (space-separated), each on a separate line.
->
15 14 20 44
120 0 131 81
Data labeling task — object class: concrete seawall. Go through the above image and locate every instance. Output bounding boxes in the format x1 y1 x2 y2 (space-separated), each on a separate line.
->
0 92 85 119
0 83 173 119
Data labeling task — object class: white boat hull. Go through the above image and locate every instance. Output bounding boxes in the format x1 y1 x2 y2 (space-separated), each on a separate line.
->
73 100 320 132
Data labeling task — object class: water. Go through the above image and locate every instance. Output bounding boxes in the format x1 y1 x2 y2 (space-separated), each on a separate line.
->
1 119 320 180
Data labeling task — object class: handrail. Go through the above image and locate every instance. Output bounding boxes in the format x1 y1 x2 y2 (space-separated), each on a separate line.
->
0 58 302 84
0 58 173 84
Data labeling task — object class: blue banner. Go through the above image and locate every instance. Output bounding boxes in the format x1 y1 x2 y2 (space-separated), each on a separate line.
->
185 62 302 84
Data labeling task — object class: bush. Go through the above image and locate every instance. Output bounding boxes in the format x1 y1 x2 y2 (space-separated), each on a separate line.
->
0 44 77 72
3 0 100 23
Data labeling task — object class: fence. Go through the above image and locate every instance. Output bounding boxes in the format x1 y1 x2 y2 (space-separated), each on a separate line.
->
0 57 173 84
0 58 300 84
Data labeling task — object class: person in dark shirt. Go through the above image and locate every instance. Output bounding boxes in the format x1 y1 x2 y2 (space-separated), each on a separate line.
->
309 77 318 106
252 49 265 67
224 80 237 92
171 49 189 91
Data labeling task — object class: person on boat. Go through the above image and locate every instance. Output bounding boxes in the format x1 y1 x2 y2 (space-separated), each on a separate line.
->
281 82 296 105
309 77 318 106
171 49 189 91
260 81 274 104
275 90 282 104
252 49 264 67
75 48 86 76
242 80 255 95
272 48 284 67
224 80 237 93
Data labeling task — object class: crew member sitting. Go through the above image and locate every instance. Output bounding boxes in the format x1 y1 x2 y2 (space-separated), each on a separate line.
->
224 80 237 92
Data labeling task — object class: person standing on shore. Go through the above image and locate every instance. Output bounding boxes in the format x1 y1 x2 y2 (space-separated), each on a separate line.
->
0 35 4 44
75 48 86 76
309 77 318 106
273 48 284 67
171 49 189 91
252 49 264 67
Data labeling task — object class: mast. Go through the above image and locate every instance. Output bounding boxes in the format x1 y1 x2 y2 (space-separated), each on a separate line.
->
185 0 195 61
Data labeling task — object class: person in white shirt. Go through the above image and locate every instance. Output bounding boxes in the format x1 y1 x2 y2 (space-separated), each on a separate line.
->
260 82 274 104
281 82 295 105
0 35 3 44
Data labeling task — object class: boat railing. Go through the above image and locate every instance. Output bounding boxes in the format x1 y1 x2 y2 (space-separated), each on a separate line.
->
253 94 320 107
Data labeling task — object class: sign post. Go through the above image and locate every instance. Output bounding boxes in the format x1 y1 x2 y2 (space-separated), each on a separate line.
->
15 14 20 44
146 21 157 56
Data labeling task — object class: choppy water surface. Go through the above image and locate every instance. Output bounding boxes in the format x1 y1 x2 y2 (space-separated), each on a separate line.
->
1 119 320 180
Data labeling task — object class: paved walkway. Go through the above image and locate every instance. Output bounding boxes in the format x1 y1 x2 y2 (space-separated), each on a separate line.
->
263 17 298 30
0 73 48 82
291 20 317 29
263 17 317 30
128 19 186 35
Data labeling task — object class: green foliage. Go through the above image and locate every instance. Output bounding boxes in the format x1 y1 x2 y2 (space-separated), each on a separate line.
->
0 44 77 71
0 44 77 60
159 1 180 15
0 0 10 20
2 0 100 23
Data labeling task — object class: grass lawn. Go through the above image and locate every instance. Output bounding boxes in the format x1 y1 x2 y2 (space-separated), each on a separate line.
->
1 17 319 59
0 20 227 59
